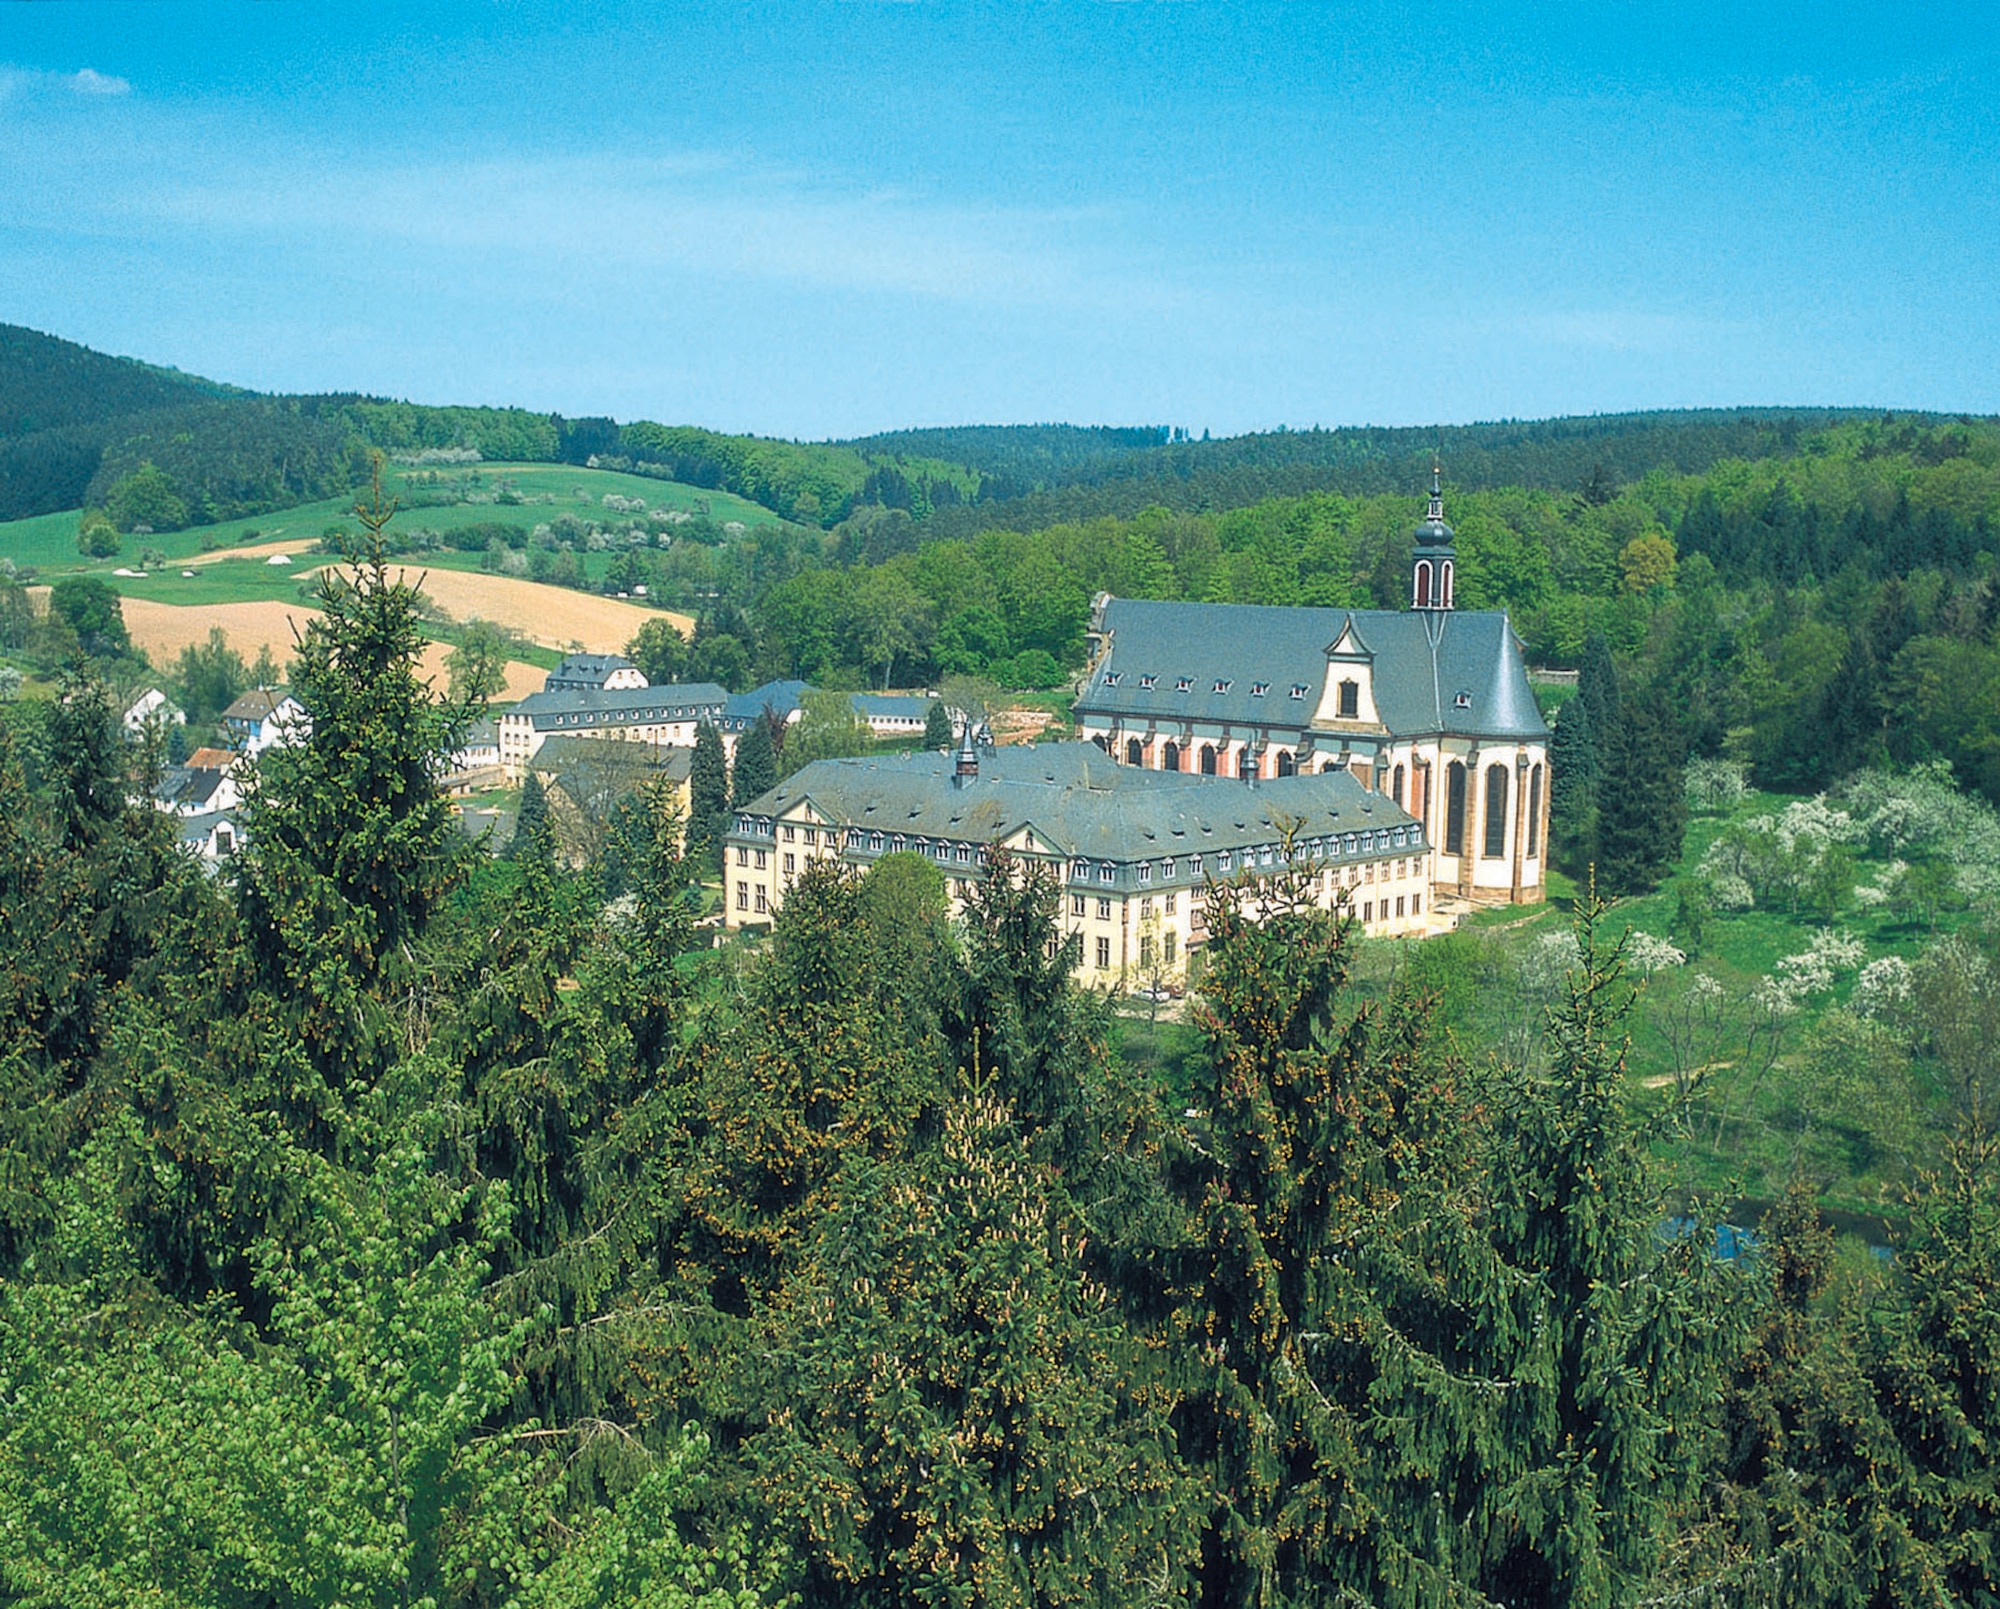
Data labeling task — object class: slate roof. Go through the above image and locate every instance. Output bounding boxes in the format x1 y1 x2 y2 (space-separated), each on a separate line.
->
852 693 936 721
734 741 1424 874
222 689 298 724
156 765 228 811
723 679 811 730
177 809 243 849
506 682 727 731
546 653 640 690
530 735 693 781
1075 598 1547 743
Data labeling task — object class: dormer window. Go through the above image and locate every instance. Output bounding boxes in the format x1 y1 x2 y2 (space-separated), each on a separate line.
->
1104 672 1121 686
1338 680 1359 719
1175 676 1192 693
1138 674 1157 691
1290 684 1309 699
1454 691 1472 710
1212 679 1231 694
1250 681 1269 697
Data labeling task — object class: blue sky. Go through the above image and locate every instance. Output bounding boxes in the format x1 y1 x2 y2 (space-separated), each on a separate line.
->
2 1 1994 438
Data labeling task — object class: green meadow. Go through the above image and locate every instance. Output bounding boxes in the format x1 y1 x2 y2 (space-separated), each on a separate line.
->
0 460 784 584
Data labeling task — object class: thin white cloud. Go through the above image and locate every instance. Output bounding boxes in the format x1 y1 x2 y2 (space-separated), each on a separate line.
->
133 149 1194 318
71 68 131 97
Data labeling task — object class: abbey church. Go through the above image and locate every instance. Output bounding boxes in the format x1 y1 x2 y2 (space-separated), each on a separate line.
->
723 472 1549 984
1072 467 1550 906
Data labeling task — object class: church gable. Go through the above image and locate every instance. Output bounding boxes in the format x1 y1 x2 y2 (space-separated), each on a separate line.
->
1313 616 1385 729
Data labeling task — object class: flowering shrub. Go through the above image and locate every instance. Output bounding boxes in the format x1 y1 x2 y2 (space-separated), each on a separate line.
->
1625 931 1688 974
1683 758 1748 813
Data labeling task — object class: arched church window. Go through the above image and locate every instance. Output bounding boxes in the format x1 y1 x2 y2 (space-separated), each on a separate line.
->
1484 764 1509 859
1200 744 1217 775
1162 741 1181 772
1527 763 1543 853
1125 738 1144 765
1276 750 1295 777
1393 764 1405 806
1414 560 1432 608
1441 560 1455 609
1445 762 1468 855
1092 734 1109 752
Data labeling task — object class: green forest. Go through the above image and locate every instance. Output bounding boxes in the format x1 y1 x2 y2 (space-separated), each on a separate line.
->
5 493 2000 1607
4 328 2000 1604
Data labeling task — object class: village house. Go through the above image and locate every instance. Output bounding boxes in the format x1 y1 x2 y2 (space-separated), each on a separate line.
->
221 689 308 755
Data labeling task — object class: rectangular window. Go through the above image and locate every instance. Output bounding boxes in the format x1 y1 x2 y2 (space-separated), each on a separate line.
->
1099 864 1114 884
1139 863 1152 885
754 885 768 914
736 846 749 866
783 853 796 873
1165 893 1177 915
1363 900 1373 923
736 882 748 910
1396 895 1406 917
1412 893 1422 915
1139 935 1155 966
804 828 818 846
1164 930 1176 962
1071 894 1086 917
1097 897 1112 921
782 825 795 842
1218 851 1232 873
1096 936 1111 968
1338 680 1359 718
754 849 767 870
1140 897 1154 919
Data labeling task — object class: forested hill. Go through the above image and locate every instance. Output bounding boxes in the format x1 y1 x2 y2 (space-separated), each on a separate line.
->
0 324 228 437
843 408 1933 538
7 319 1992 541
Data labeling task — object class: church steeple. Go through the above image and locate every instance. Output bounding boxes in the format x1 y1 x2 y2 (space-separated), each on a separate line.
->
1411 454 1456 612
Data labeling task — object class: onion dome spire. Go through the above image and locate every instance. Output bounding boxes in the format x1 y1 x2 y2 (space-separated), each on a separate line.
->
1411 452 1456 611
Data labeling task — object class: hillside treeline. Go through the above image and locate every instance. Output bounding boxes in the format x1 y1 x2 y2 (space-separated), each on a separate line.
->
12 322 1984 541
4 531 1998 1609
599 416 2000 810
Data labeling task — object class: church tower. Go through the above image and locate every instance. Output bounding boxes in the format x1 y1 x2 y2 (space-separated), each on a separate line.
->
1411 457 1456 611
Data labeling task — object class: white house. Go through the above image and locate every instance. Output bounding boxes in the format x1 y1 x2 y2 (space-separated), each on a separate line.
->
221 689 308 756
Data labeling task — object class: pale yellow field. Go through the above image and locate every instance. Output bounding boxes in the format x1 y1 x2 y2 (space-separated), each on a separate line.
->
329 565 692 653
181 537 323 567
117 598 545 703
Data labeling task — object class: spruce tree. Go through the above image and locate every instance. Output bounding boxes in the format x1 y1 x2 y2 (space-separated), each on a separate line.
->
1578 631 1621 742
686 720 728 873
1480 900 1738 1605
237 467 472 1072
512 771 554 864
921 698 954 749
1547 690 1599 873
730 715 777 809
1595 687 1687 896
